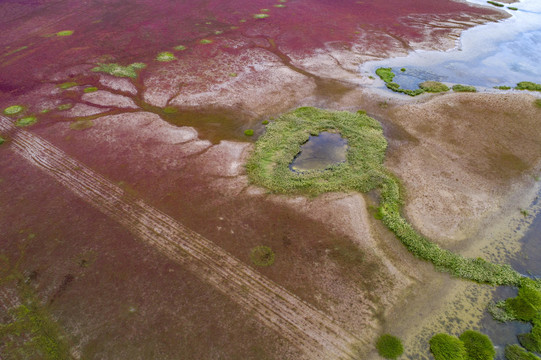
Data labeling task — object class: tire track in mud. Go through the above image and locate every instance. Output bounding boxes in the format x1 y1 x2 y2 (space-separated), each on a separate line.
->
0 116 365 360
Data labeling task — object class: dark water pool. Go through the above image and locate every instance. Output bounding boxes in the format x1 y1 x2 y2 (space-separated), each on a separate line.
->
289 132 347 172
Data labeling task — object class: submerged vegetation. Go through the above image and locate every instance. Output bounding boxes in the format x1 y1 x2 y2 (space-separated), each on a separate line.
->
246 107 522 285
376 334 404 359
91 62 146 78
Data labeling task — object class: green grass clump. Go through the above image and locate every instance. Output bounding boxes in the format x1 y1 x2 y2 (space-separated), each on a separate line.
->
419 81 450 93
250 246 275 266
519 315 541 353
490 278 541 321
274 4 286 7
487 1 504 7
507 6 518 10
452 84 477 92
3 105 25 115
459 330 495 360
244 129 254 136
174 45 187 51
83 86 98 93
516 82 541 91
400 68 406 72
262 120 269 125
91 62 147 78
376 334 404 359
58 81 77 89
495 86 511 90
254 13 270 19
430 333 467 360
376 67 395 83
15 116 37 127
56 30 74 36
0 136 5 145
200 39 213 44
505 345 540 360
155 51 176 62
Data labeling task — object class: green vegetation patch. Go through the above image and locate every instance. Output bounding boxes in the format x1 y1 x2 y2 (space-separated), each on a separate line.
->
516 82 541 91
174 45 187 51
419 81 450 93
56 30 74 36
430 333 467 360
91 62 147 78
487 1 504 7
58 81 77 89
505 345 540 360
460 330 496 360
83 86 98 93
0 136 5 145
490 278 541 321
452 84 477 93
274 4 286 7
508 6 518 10
254 13 270 19
375 67 395 83
15 116 37 127
3 105 25 115
155 51 176 62
199 39 213 44
244 129 254 136
535 99 541 108
519 315 541 353
375 68 425 96
376 334 404 359
250 246 275 266
495 86 512 90
262 120 269 125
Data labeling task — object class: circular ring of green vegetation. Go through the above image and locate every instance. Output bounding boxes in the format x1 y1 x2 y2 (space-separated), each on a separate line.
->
3 105 25 115
250 246 275 266
376 334 404 359
247 107 522 286
459 330 496 360
15 116 37 127
246 107 387 196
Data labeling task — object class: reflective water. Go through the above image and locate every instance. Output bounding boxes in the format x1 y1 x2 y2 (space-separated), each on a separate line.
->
289 132 348 172
361 0 541 90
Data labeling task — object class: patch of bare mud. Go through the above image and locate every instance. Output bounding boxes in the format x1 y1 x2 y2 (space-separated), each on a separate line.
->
82 90 138 109
384 92 541 244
